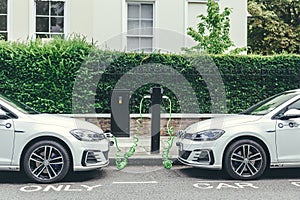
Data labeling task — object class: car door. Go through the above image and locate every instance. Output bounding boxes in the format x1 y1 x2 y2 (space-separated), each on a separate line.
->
276 99 300 162
0 109 15 165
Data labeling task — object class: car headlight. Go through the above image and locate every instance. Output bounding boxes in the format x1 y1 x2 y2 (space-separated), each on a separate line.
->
70 129 106 142
183 129 225 141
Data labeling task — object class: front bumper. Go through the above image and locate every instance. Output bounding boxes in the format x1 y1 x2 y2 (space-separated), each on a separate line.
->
178 149 214 165
72 139 111 171
176 139 222 170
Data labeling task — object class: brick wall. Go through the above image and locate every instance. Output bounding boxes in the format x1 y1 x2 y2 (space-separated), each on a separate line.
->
63 114 218 136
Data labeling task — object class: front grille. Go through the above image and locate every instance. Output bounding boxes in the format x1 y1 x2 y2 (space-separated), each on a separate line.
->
179 150 192 160
86 151 100 164
192 150 210 162
191 150 214 165
82 150 104 166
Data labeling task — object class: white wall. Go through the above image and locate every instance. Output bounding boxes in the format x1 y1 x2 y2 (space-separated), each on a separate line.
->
220 0 248 48
69 0 94 40
8 0 247 52
10 0 29 40
91 0 123 50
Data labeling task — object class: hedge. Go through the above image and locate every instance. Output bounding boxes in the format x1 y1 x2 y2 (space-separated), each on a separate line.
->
0 38 299 114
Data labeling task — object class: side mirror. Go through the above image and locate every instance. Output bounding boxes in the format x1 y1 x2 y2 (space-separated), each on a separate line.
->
0 110 9 120
282 109 300 120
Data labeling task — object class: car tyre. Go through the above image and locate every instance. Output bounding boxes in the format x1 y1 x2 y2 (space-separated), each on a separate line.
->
224 139 267 180
23 140 70 183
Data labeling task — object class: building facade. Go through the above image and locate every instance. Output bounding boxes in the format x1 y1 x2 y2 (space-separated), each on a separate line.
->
1 0 247 53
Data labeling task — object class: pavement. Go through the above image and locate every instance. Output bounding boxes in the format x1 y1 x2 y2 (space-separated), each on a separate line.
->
108 135 181 166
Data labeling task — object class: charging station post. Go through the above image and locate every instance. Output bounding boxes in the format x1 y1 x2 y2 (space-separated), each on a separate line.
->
150 87 163 154
111 89 130 137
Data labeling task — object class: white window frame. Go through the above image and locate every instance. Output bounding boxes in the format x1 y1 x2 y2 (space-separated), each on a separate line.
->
29 0 69 40
124 0 156 52
0 0 9 40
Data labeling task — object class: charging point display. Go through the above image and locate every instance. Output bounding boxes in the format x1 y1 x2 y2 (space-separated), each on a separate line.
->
111 89 130 137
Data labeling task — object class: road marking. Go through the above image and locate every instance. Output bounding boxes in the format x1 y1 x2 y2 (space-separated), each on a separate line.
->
19 184 102 192
112 181 158 184
196 180 241 183
193 182 259 189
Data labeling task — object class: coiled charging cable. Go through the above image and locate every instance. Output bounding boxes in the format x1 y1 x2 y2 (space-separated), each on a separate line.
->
162 96 175 169
113 96 148 170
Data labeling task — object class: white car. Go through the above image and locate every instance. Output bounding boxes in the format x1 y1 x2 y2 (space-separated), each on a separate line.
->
177 89 300 180
0 94 111 183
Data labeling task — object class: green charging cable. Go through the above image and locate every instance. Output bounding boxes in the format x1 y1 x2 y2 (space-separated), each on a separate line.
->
162 96 175 169
113 97 146 170
113 95 175 170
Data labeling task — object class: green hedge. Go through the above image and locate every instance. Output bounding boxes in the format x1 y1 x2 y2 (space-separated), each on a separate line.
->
0 38 299 114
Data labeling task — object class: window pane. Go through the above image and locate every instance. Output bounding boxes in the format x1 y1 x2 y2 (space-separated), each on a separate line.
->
141 37 152 52
0 32 7 40
141 20 153 35
0 0 7 14
36 17 49 32
127 20 139 35
51 2 64 16
128 4 139 19
0 15 7 31
127 37 139 51
51 17 64 33
141 4 153 19
36 1 49 15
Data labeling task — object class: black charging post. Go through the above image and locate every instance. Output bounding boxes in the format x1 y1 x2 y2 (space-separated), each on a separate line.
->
111 89 130 137
150 87 163 154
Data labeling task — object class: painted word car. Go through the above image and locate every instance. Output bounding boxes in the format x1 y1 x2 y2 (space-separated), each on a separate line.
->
177 89 300 179
0 94 111 183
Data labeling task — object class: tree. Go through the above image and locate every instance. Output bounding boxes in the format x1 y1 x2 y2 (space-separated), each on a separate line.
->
248 0 300 55
186 0 234 54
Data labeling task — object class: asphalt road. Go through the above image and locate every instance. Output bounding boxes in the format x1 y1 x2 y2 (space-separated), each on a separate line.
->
1 165 300 200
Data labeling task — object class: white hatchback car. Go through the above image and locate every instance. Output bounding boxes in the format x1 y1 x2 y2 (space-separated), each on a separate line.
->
0 94 111 183
177 89 300 180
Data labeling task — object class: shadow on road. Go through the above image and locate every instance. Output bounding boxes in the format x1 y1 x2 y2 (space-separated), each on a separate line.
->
177 167 300 180
0 169 106 184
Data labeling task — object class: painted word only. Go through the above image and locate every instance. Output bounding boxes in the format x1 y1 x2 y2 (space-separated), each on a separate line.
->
20 184 102 192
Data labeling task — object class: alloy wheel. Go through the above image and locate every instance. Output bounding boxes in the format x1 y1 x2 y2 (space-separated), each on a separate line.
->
28 145 64 181
230 144 263 178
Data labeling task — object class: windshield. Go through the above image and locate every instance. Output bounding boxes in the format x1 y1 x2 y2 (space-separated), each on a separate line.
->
242 92 298 116
0 94 40 114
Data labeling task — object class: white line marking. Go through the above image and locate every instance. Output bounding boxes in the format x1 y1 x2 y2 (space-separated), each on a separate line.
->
196 180 239 183
112 181 158 184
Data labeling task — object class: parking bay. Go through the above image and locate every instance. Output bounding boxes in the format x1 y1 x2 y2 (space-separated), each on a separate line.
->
1 166 300 199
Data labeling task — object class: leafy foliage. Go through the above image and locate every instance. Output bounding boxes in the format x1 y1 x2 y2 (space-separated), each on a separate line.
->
186 0 234 54
0 38 299 114
248 0 300 54
0 36 92 113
